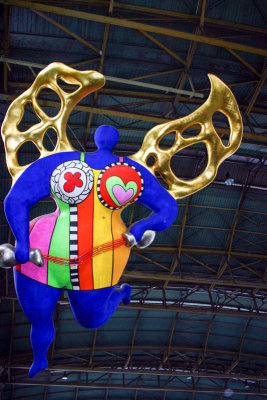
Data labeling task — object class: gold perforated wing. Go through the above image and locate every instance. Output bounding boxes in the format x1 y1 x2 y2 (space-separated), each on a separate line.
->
1 62 105 184
130 74 243 199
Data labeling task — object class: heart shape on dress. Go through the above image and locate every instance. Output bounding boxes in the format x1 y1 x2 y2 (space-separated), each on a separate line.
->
106 176 138 207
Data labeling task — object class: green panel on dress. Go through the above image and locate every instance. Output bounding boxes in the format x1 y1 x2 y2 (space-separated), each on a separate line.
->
48 192 71 289
80 152 85 162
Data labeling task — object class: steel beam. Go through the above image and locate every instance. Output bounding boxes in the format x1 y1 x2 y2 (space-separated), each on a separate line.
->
1 93 267 144
3 5 10 93
164 196 192 288
128 68 184 81
94 1 267 36
210 155 267 291
226 317 251 374
122 271 266 290
8 380 267 395
200 0 206 27
70 58 101 67
10 344 267 362
123 302 267 319
32 10 100 54
204 27 261 78
2 0 267 56
138 30 186 65
169 0 203 112
159 312 178 367
194 315 215 370
210 186 246 290
133 246 267 261
134 252 170 272
105 75 203 97
83 14 111 147
199 79 258 91
4 80 267 117
245 66 267 115
124 310 141 368
2 295 267 318
9 364 267 381
0 59 201 97
88 329 97 367
39 0 267 38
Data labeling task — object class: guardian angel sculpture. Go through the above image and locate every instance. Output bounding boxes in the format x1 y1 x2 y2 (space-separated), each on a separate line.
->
0 63 242 377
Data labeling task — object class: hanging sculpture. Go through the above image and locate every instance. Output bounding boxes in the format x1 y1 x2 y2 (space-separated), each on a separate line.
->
0 63 243 377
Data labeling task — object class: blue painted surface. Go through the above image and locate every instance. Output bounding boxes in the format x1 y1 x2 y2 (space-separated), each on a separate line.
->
6 125 177 377
5 125 177 262
14 268 131 377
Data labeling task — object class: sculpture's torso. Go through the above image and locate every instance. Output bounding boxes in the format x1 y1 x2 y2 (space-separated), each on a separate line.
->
15 153 144 290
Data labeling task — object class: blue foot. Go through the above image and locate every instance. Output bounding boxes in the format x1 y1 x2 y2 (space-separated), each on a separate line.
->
29 359 48 378
120 283 132 305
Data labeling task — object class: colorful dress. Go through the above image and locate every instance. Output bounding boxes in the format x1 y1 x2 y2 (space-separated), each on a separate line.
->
14 154 145 290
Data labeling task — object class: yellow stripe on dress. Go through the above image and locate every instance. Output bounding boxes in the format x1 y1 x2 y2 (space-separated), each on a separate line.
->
92 169 113 289
112 208 131 286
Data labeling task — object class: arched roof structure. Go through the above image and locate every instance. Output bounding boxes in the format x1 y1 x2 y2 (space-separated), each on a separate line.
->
0 1 267 399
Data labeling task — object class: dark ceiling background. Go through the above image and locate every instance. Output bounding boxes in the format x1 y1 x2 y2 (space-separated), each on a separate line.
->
0 0 267 399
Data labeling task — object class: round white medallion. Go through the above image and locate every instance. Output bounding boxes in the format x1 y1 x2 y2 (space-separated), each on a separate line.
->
50 160 94 204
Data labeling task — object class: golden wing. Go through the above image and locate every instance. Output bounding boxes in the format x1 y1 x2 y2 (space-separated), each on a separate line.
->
130 74 243 199
1 62 105 185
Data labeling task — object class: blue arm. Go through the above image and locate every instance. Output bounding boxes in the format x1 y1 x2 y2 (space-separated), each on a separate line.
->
126 159 178 242
4 152 80 263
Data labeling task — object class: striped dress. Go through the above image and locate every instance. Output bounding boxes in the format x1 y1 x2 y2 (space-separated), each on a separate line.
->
15 154 144 290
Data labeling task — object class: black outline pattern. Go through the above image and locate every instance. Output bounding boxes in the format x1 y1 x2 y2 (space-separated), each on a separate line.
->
50 160 94 204
69 205 80 290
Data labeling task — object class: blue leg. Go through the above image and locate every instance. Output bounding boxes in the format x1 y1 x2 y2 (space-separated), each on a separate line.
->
68 283 132 329
14 270 62 378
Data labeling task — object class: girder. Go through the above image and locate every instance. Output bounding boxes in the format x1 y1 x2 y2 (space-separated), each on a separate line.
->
7 379 267 396
2 0 267 56
8 364 267 382
2 287 267 319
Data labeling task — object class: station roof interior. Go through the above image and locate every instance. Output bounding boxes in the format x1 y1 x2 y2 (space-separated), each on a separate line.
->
0 0 267 399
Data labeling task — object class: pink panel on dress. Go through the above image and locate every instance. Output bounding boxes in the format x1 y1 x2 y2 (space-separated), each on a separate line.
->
21 208 59 284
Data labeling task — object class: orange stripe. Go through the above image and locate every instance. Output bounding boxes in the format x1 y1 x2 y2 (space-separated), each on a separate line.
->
77 190 94 290
111 209 131 285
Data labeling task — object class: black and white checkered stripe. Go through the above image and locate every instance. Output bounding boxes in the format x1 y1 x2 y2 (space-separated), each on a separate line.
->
69 205 80 290
97 162 144 210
